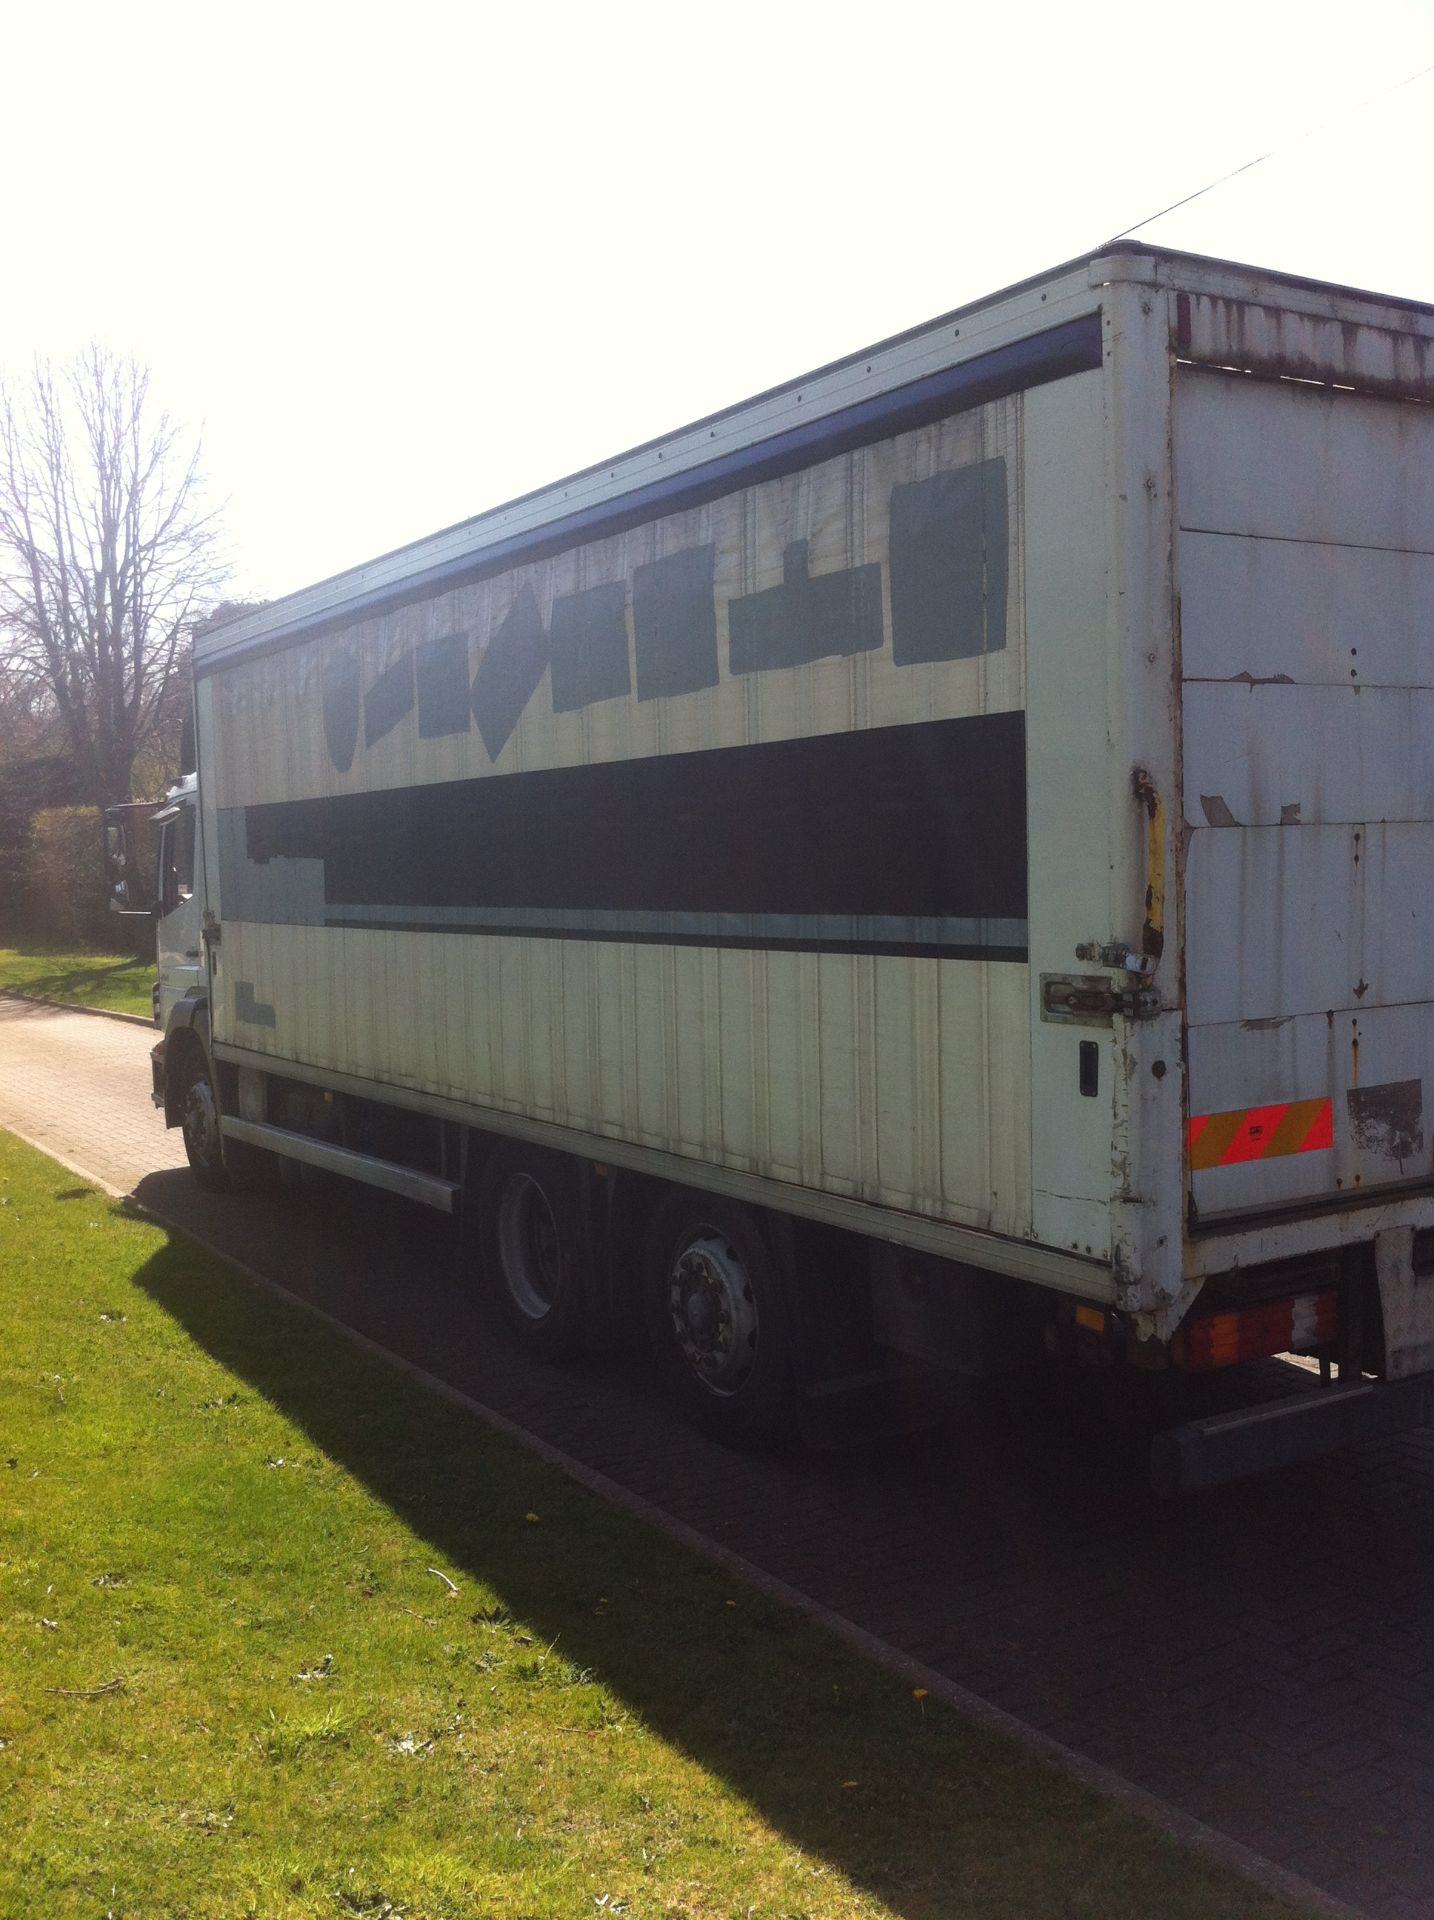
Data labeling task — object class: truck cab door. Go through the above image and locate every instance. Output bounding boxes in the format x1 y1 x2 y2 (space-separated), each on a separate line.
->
155 799 203 1031
103 803 160 920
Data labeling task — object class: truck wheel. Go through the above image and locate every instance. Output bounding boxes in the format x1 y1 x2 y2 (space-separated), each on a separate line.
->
643 1193 792 1445
177 1046 229 1192
476 1146 585 1360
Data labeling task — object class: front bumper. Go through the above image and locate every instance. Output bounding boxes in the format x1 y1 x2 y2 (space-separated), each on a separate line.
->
150 1039 166 1110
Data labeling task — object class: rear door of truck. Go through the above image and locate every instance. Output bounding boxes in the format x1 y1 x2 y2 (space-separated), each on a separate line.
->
1177 361 1434 1222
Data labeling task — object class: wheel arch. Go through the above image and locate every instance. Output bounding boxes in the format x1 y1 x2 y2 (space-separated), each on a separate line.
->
161 1001 210 1128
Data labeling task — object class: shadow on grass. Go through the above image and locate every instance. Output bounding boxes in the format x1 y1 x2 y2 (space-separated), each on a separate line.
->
125 1214 1271 1920
1 946 152 1013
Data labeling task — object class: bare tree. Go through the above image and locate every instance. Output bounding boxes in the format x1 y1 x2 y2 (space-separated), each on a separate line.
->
0 348 227 808
0 648 53 755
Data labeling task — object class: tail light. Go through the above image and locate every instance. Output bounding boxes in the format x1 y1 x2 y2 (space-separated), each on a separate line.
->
1177 1290 1337 1371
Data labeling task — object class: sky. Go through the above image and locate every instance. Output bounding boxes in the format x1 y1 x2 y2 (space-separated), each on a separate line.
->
3 0 1432 605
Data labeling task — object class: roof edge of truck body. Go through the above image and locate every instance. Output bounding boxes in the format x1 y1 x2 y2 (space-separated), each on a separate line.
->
196 241 1434 674
196 310 1102 675
1094 238 1434 328
195 242 1108 675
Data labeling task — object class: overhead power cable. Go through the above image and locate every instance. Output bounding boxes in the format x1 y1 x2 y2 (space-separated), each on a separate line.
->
1108 56 1434 243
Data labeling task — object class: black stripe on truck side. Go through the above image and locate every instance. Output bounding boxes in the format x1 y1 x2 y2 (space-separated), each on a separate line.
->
230 711 1028 962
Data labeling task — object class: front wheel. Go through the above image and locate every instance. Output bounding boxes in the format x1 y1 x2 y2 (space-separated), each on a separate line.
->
642 1193 793 1446
177 1045 229 1191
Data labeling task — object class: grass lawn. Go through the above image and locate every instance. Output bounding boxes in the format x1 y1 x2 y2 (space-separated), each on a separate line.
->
0 943 154 1019
0 1129 1305 1920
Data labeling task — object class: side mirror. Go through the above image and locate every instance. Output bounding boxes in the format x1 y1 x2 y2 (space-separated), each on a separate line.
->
102 809 158 918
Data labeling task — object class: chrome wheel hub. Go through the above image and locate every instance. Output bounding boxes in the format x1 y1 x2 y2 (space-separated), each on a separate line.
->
668 1233 758 1396
182 1076 219 1168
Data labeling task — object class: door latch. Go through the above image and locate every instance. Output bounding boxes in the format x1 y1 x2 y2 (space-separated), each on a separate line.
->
1041 973 1159 1026
1075 941 1157 978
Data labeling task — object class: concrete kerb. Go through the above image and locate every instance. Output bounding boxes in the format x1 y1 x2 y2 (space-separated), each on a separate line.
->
0 1120 132 1199
0 1115 1364 1920
0 989 154 1030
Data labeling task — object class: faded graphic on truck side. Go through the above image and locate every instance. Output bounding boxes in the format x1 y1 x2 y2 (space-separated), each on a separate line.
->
315 457 1010 772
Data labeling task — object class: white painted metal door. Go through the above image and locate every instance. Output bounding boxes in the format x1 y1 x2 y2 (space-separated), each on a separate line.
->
1177 368 1434 1219
155 799 204 1032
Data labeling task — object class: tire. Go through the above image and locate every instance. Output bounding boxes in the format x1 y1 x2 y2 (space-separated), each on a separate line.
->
475 1146 586 1360
176 1043 230 1192
642 1192 793 1445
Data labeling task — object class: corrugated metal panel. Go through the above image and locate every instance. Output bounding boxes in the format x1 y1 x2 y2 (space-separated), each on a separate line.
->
1183 687 1434 829
1178 367 1434 1219
1177 368 1434 545
218 921 1032 1233
1181 537 1434 689
1185 823 1434 1024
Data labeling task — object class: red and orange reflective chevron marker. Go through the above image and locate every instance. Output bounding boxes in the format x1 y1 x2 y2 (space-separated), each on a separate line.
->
1187 1097 1333 1171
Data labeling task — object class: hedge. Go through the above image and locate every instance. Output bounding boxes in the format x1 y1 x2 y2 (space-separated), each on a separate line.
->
21 806 114 949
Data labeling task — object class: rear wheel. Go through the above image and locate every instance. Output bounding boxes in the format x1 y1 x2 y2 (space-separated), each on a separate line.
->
643 1193 793 1445
475 1146 585 1359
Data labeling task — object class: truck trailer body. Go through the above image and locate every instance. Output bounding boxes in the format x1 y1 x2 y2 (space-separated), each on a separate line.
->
120 242 1434 1488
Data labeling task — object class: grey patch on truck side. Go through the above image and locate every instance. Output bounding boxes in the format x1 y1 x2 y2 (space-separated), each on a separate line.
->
728 540 883 674
633 545 718 701
364 648 415 747
322 650 361 773
889 458 1008 664
416 634 472 739
1347 1079 1424 1162
550 581 631 712
216 812 327 926
1200 794 1239 827
472 584 550 760
234 981 277 1030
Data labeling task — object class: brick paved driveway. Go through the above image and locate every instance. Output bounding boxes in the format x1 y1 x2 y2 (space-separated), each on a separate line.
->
4 996 1434 1918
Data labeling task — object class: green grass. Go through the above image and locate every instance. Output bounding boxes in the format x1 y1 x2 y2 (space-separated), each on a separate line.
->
0 1128 1306 1920
0 942 153 1018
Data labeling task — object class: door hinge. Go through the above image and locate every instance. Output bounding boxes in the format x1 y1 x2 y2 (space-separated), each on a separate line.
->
1041 973 1160 1026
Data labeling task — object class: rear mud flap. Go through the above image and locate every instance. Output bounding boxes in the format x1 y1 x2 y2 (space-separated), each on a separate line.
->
1376 1224 1434 1380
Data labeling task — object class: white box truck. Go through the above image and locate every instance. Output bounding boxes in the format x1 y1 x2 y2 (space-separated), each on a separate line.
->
112 242 1434 1490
